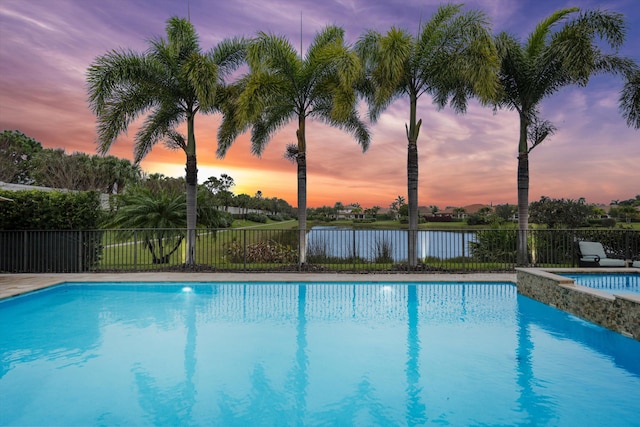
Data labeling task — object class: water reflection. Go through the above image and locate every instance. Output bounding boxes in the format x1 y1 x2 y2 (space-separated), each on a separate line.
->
515 303 554 425
133 287 199 425
405 285 426 426
293 285 308 422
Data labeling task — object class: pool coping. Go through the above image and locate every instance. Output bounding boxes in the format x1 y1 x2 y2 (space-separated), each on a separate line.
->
0 272 517 300
516 267 640 341
522 267 640 303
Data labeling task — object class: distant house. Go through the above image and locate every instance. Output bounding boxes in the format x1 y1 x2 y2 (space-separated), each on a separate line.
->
439 203 494 219
418 206 436 216
335 204 365 220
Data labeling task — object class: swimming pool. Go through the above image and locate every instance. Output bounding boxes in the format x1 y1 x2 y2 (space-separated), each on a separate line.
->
561 273 640 295
1 282 639 426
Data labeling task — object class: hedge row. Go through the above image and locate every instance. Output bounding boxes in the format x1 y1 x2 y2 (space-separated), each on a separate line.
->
0 190 103 230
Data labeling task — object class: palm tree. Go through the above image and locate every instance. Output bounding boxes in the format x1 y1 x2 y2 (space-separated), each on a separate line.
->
87 17 246 265
108 187 187 264
107 185 230 263
453 207 466 219
494 8 640 266
217 26 370 265
356 4 498 267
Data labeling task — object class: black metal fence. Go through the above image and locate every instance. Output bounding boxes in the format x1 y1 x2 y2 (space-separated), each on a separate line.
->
1 228 638 273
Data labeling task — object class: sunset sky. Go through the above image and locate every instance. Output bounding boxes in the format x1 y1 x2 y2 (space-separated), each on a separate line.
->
1 0 638 209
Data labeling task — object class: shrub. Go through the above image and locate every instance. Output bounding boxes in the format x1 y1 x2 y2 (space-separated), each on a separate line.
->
466 213 487 226
373 239 394 263
469 227 517 263
246 213 268 223
601 218 617 228
353 218 376 224
425 215 453 222
376 213 395 221
307 236 330 262
224 239 296 263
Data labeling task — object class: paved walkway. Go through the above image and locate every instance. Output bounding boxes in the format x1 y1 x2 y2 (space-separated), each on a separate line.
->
0 272 516 300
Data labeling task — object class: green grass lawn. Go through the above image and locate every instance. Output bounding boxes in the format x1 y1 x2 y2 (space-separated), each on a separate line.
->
98 224 299 270
232 218 297 229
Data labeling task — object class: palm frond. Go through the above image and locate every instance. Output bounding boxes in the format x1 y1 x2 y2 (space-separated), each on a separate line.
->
86 50 159 116
133 104 184 163
419 3 463 49
620 71 640 129
248 32 300 77
94 84 157 154
416 7 499 106
526 7 578 59
527 115 556 152
311 100 370 151
573 9 626 49
183 53 219 110
165 17 201 59
216 81 250 158
355 27 411 119
209 36 248 76
239 70 292 122
250 104 294 156
306 25 344 64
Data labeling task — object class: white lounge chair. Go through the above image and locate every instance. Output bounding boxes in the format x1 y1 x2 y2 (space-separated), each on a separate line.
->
578 241 626 267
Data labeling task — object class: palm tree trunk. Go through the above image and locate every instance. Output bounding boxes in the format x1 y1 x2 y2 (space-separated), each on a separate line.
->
516 115 529 266
185 116 197 266
407 143 418 267
297 116 307 266
406 93 421 268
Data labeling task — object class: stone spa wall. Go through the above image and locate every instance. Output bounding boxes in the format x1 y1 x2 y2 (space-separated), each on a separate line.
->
516 268 640 341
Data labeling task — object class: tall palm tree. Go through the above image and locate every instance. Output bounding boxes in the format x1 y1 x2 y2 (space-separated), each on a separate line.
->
494 8 640 266
356 4 498 267
87 16 246 265
217 26 370 265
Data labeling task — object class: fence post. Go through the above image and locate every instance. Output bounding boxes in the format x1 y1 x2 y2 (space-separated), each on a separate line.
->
22 230 28 273
625 230 630 261
571 230 576 267
352 229 357 272
243 229 247 271
78 231 84 272
461 231 466 272
133 230 138 271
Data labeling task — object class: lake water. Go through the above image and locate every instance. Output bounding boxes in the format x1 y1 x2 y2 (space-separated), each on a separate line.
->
307 227 476 261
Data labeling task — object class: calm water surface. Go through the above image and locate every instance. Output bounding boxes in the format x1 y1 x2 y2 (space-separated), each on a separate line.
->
307 227 477 260
1 282 639 426
561 273 640 295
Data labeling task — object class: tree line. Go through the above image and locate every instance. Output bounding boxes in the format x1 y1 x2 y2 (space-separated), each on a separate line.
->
81 4 639 267
0 130 141 193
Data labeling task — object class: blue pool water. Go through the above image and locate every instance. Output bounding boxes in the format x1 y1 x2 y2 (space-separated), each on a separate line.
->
561 273 640 295
1 282 639 426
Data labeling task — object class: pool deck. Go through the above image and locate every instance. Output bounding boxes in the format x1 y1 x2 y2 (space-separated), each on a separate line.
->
0 272 516 300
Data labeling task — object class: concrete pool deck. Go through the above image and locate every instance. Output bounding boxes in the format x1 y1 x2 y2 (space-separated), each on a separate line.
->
0 272 516 300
